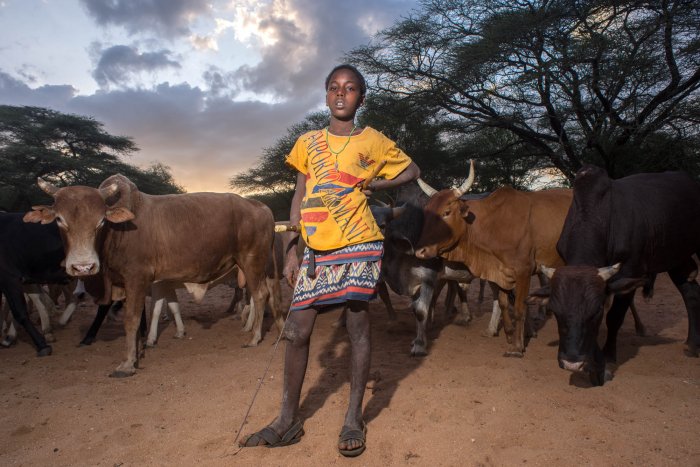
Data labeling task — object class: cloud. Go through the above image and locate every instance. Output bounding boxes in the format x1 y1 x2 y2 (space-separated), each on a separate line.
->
79 0 211 38
227 0 417 98
0 71 76 108
91 44 181 89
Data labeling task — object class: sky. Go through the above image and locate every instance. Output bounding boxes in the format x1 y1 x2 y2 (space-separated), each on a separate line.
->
0 0 419 193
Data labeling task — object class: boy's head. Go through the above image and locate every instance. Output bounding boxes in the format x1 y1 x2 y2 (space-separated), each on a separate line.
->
325 64 366 97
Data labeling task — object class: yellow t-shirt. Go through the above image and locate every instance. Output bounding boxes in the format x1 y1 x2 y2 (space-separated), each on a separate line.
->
286 126 413 251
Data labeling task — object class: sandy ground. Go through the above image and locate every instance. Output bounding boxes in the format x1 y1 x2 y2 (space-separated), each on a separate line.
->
0 272 699 467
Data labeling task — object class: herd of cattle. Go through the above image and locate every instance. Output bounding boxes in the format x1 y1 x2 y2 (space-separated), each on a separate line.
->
1 163 699 386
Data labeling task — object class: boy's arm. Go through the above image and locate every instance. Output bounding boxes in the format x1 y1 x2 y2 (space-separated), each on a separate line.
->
362 161 420 195
283 172 306 287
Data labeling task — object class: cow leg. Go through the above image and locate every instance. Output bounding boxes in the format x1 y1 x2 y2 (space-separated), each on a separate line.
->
80 303 113 346
482 282 504 337
146 294 165 347
497 289 513 342
1 283 51 356
453 282 472 326
668 261 700 357
266 276 285 333
165 289 186 339
112 285 147 377
240 261 271 347
1 296 18 347
25 286 56 343
602 292 634 363
629 300 646 337
505 276 531 357
377 280 396 322
443 281 456 318
477 279 486 304
411 283 433 357
58 293 79 326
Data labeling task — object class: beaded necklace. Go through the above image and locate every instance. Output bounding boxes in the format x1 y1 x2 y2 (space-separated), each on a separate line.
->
325 124 356 156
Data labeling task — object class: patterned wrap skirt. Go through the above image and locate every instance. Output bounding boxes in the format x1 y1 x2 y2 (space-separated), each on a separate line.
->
289 240 384 311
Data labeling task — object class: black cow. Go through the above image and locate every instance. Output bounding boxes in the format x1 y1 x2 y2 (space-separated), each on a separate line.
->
530 165 700 386
0 212 69 356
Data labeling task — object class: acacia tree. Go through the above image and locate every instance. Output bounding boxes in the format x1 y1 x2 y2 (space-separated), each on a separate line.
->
349 0 700 180
0 105 183 210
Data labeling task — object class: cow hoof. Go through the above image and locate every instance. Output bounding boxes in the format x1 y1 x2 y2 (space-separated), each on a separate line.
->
110 370 136 378
79 337 95 346
683 347 699 358
242 341 261 348
589 370 606 386
410 344 428 357
481 329 498 337
1 337 15 348
37 346 53 357
44 333 56 343
145 341 157 348
174 331 186 339
503 350 524 358
453 316 471 326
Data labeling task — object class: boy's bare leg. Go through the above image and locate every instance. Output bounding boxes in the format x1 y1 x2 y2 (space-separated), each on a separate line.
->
242 307 317 444
339 300 371 452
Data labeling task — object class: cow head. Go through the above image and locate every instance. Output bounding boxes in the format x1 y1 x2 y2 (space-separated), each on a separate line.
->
529 263 646 384
23 176 136 276
414 160 475 260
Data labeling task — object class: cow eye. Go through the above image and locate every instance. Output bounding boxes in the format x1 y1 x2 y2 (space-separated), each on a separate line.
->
442 210 451 217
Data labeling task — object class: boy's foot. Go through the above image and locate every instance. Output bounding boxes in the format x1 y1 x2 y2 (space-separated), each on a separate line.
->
239 419 304 448
338 421 366 457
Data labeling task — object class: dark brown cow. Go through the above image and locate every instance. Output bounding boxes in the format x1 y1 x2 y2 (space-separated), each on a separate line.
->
24 174 282 377
414 162 573 357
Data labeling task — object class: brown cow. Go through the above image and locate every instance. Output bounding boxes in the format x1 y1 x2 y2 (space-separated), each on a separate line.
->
24 174 282 377
414 162 573 357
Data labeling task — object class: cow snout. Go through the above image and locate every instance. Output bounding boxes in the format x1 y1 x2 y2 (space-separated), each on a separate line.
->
559 359 585 372
69 262 99 276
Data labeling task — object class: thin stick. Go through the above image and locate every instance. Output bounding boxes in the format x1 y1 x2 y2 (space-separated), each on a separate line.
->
227 305 293 456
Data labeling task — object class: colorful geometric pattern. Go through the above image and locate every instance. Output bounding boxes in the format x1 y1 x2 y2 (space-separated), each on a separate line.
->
290 241 384 311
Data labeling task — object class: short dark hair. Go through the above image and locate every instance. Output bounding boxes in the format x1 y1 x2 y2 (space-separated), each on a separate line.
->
325 64 367 97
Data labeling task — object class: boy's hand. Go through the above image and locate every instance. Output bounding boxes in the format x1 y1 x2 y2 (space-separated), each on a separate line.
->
283 250 300 288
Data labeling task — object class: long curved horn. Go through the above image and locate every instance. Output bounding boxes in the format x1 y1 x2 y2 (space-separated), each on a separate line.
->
540 265 556 279
99 182 119 200
416 178 438 197
37 178 59 196
453 159 475 197
598 263 621 282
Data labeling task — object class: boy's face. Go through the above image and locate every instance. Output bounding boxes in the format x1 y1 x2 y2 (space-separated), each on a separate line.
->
326 68 364 121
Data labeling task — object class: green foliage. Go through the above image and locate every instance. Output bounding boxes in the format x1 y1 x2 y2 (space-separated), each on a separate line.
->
0 105 183 210
348 0 700 181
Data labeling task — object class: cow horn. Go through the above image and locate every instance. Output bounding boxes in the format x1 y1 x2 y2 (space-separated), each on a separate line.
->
598 263 621 281
540 265 556 279
37 178 59 196
416 178 438 197
391 206 406 219
453 159 475 197
99 182 119 200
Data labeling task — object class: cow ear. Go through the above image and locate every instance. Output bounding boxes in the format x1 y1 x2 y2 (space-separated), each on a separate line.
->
105 207 135 224
23 205 56 224
527 286 550 306
607 277 646 295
